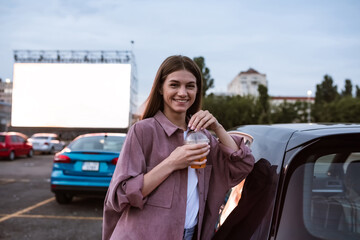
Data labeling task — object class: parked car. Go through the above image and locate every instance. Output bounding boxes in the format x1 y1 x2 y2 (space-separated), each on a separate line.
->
28 133 65 154
0 132 33 160
214 123 360 240
50 133 126 204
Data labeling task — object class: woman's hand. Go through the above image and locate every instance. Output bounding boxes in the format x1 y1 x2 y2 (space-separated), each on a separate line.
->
166 143 210 171
142 142 209 197
189 110 239 151
188 110 222 132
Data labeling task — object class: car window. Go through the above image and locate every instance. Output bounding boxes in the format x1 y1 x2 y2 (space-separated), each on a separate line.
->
213 158 277 240
304 152 360 239
10 135 18 142
32 136 49 140
17 136 25 142
68 136 125 152
0 135 5 142
278 148 360 240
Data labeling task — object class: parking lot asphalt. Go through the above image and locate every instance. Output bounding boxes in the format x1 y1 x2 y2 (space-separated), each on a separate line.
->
0 154 104 240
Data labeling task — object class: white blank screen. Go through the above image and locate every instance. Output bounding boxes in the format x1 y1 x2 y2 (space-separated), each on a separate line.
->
11 63 131 128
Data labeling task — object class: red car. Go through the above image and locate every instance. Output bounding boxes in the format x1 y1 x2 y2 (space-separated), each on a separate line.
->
0 132 33 160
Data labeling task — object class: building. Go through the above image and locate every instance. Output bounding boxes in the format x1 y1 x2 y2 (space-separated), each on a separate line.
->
0 79 12 131
0 79 13 104
271 96 315 106
227 68 267 97
0 102 11 131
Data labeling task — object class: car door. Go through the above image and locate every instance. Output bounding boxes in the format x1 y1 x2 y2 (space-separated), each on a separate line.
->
16 135 27 155
10 135 21 155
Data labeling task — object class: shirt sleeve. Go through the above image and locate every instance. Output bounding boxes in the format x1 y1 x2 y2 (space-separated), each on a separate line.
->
207 131 255 188
103 123 148 239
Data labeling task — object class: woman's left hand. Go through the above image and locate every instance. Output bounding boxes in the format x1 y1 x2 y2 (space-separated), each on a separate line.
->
188 110 222 132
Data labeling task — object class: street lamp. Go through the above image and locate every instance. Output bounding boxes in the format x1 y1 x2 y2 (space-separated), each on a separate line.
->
307 90 312 123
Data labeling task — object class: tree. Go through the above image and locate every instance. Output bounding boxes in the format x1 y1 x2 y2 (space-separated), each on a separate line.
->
314 97 360 123
315 74 339 104
332 97 360 122
271 101 308 123
193 56 214 97
203 94 256 129
341 79 353 97
256 84 271 124
356 85 360 99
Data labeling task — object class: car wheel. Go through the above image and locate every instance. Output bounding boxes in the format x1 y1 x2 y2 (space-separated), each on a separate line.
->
55 193 73 204
49 147 55 155
27 149 34 158
8 151 15 161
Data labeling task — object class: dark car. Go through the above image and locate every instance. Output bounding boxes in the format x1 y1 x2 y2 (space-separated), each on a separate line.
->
214 123 360 240
50 133 126 204
0 132 33 160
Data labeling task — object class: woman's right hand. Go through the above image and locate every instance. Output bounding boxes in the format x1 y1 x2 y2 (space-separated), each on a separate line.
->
166 143 210 171
142 143 209 197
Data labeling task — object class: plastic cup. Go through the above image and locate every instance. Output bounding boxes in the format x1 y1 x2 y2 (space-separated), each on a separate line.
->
184 131 210 169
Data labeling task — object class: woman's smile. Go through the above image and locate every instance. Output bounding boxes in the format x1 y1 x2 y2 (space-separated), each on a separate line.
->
174 98 189 103
162 70 197 116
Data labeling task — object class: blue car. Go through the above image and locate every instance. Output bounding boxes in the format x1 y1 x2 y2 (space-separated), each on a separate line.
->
50 133 126 204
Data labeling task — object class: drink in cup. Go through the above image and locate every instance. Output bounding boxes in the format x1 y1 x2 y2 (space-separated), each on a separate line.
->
184 131 210 169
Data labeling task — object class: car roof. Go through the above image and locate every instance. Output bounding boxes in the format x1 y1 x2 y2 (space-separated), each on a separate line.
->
235 123 360 151
76 132 127 139
256 123 360 131
0 131 28 137
31 133 58 137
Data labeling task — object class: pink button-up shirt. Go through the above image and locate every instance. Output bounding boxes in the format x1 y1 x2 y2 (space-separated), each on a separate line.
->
103 111 254 240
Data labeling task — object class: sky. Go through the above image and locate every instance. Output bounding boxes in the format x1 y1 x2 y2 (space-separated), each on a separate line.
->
1 0 360 106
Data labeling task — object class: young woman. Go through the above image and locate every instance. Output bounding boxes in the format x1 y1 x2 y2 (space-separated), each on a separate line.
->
102 55 254 240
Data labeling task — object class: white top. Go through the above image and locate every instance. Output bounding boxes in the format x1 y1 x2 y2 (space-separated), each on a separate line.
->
184 130 199 229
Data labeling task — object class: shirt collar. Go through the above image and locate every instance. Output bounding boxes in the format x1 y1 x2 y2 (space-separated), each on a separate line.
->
154 110 184 137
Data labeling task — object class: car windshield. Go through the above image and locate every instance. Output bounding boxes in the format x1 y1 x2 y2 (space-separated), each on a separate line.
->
0 135 5 142
68 135 125 152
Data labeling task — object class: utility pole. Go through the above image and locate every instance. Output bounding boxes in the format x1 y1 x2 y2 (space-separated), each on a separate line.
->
307 90 312 123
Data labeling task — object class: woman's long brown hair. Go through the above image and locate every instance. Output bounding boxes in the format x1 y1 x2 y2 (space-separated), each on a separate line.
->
141 55 203 120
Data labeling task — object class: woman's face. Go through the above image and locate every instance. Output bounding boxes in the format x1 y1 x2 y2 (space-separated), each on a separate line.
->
161 70 198 116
